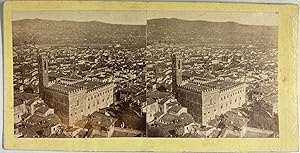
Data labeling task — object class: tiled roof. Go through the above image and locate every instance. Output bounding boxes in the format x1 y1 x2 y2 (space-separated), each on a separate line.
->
160 114 178 123
73 80 109 91
168 105 183 114
147 91 170 100
209 80 242 90
158 96 171 105
35 106 49 114
26 97 41 106
146 97 156 106
26 114 47 125
46 114 62 126
224 111 249 128
179 113 195 125
14 99 24 107
90 112 118 129
180 82 212 92
14 92 39 102
49 83 79 92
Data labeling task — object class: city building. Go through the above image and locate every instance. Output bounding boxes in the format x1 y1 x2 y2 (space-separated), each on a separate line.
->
172 54 247 125
38 55 114 126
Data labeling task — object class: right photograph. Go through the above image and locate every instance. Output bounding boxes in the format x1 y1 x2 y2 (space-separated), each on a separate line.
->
144 11 279 138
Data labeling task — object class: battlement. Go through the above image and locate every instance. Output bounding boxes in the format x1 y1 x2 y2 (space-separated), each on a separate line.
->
178 82 218 94
68 87 87 95
48 80 57 86
47 83 87 95
63 82 86 89
220 82 246 93
87 82 113 94
201 86 219 93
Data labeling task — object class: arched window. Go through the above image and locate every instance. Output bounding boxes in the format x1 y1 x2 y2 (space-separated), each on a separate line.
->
44 61 47 70
77 98 79 106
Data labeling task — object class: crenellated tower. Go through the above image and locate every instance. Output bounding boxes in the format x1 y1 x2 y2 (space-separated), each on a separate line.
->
38 54 49 99
172 54 182 97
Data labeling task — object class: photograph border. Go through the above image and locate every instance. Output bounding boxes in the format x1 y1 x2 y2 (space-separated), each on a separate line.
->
3 1 298 152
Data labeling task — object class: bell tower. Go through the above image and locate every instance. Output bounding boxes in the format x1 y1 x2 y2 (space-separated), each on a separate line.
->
172 54 182 96
38 55 49 97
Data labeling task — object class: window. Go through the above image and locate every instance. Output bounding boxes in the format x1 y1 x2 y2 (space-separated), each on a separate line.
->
210 99 213 105
204 113 206 115
44 61 47 70
77 98 79 106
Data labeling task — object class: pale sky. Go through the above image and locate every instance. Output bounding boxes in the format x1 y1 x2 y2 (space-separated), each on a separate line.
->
13 10 147 25
13 10 278 26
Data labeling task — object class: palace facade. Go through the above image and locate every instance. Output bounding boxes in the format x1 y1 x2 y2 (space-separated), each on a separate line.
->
38 55 114 126
172 55 247 125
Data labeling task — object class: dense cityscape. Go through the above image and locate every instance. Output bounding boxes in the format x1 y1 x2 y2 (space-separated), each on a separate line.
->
13 15 278 138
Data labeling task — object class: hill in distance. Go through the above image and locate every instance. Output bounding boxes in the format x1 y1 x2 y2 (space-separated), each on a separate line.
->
12 18 278 46
13 19 146 46
147 18 278 46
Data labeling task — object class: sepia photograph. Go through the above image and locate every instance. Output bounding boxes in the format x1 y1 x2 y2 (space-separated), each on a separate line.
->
3 1 298 152
12 10 279 139
144 11 279 138
12 10 147 138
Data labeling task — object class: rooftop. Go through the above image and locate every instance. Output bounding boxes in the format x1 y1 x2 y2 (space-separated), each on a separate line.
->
158 96 172 105
160 114 178 123
46 114 62 126
74 80 109 91
35 106 50 114
147 91 170 100
49 83 80 93
180 82 213 93
146 97 156 106
209 80 243 90
14 99 24 107
168 105 183 114
178 113 194 125
224 111 249 128
90 111 118 129
14 92 39 102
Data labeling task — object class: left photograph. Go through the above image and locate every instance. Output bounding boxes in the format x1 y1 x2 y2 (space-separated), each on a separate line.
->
12 11 147 138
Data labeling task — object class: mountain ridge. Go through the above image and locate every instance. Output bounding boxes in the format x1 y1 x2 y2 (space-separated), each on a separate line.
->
12 18 278 46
